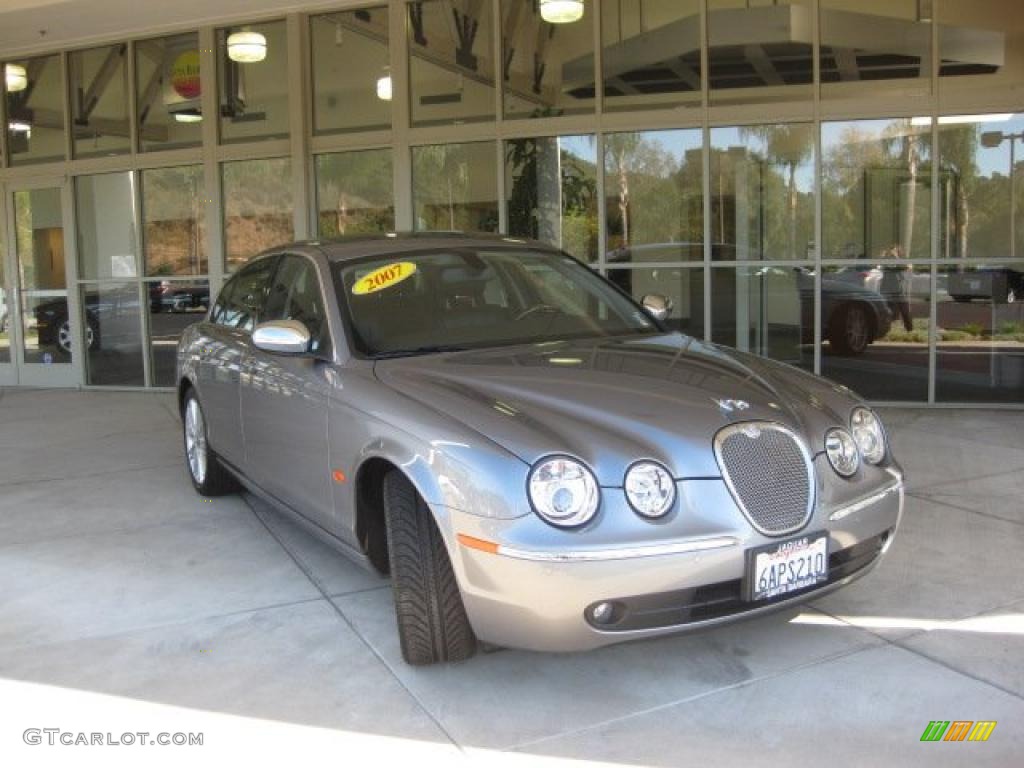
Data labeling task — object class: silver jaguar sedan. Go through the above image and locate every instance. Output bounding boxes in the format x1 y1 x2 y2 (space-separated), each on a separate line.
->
176 233 903 665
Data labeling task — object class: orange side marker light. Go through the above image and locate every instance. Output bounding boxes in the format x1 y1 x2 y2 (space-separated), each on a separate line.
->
332 469 347 483
456 533 500 555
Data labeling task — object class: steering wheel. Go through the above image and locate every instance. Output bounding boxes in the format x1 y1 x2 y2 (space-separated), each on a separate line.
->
514 303 559 322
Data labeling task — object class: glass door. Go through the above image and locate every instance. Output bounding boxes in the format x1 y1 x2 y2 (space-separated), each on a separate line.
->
8 183 80 386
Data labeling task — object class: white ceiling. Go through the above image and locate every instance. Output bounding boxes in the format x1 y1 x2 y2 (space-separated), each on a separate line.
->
0 0 364 55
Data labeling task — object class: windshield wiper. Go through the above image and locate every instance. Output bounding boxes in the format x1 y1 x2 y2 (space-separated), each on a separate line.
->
371 345 469 360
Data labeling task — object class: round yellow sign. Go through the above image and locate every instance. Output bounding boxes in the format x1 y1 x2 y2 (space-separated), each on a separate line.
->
352 262 418 295
171 50 201 100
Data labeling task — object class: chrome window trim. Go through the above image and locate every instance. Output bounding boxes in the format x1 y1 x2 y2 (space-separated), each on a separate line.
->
713 420 817 537
494 536 739 563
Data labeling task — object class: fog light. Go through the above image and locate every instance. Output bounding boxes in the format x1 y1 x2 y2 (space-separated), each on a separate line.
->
587 600 622 626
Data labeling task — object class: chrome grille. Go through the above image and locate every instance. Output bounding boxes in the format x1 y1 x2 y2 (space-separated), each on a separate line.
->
714 422 815 536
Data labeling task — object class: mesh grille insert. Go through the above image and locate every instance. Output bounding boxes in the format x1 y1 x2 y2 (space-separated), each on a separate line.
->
715 422 814 535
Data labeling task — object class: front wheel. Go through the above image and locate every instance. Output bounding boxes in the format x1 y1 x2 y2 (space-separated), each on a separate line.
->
383 470 477 666
182 389 239 496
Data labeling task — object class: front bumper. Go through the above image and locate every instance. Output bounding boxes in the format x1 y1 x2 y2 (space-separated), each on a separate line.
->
438 472 903 653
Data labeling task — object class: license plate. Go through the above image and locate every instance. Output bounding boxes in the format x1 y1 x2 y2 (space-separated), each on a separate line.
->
745 533 829 601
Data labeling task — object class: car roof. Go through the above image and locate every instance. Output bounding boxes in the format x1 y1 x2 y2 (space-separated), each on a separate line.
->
298 232 554 263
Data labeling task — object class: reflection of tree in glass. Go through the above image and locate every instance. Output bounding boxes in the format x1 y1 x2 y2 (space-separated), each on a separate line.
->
414 144 498 233
316 151 394 238
738 125 813 259
223 158 294 267
143 166 205 276
505 137 597 261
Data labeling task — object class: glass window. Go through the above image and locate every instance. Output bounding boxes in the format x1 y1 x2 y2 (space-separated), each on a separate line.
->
81 282 145 386
936 263 1024 403
135 32 203 152
412 141 498 232
311 8 390 134
68 44 130 158
708 0 813 107
336 248 656 356
600 0 702 113
938 113 1024 261
222 158 294 271
505 135 598 262
604 129 704 262
711 265 813 369
218 20 290 143
710 123 815 261
501 0 595 119
142 165 206 277
263 255 330 355
75 173 138 280
315 149 395 237
939 0 1024 103
606 266 705 337
4 54 65 165
820 265 931 402
408 0 495 126
820 0 932 101
212 256 280 331
148 279 209 387
822 118 932 262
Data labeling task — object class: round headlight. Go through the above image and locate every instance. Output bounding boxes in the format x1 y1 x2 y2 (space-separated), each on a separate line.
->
624 461 675 519
825 428 860 477
850 407 886 464
528 456 600 528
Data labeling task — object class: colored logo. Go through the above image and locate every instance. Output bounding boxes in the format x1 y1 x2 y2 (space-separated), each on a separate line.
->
352 262 418 295
920 721 997 742
171 50 201 100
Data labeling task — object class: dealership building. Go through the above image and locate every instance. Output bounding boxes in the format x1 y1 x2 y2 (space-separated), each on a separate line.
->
0 0 1020 405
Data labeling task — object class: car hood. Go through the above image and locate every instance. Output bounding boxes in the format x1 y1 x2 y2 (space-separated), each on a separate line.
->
374 333 855 485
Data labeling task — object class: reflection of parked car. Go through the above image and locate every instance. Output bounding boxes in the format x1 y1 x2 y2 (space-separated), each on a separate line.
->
607 255 892 356
832 264 945 301
177 234 903 665
0 286 8 334
947 267 1022 304
35 286 141 356
149 282 210 313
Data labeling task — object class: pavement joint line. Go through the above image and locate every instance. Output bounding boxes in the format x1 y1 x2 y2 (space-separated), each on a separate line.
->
506 640 881 753
0 594 330 657
0 504 254 552
242 494 467 755
811 597 1024 704
0 461 182 490
900 463 1024 494
906 491 1024 528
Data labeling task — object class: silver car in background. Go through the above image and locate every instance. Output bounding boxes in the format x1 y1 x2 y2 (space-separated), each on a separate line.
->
176 233 903 665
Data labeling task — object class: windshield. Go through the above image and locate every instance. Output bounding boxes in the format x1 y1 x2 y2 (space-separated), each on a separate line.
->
334 247 657 357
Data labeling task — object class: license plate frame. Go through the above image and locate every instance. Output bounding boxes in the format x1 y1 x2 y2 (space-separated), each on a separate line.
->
743 532 829 602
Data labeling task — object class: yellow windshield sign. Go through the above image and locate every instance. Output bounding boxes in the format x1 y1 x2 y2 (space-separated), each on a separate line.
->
352 262 418 295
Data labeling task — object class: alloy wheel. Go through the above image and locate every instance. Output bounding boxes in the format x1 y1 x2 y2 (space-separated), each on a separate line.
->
184 398 208 484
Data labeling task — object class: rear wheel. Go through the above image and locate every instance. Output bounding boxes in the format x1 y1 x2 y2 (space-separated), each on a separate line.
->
829 303 872 356
182 388 239 496
383 470 476 666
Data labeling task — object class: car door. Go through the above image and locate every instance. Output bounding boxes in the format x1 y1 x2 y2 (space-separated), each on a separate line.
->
197 255 279 467
240 253 335 532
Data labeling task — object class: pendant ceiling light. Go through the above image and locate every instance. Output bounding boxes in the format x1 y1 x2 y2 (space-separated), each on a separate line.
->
540 0 584 24
8 119 32 133
376 70 393 101
174 111 203 123
5 63 28 92
227 30 267 63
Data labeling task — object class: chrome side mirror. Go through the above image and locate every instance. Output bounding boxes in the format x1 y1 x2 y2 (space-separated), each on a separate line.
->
252 320 311 355
641 293 673 322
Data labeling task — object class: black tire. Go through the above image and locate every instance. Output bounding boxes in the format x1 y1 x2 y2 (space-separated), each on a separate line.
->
182 388 239 497
828 303 872 356
382 470 477 666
